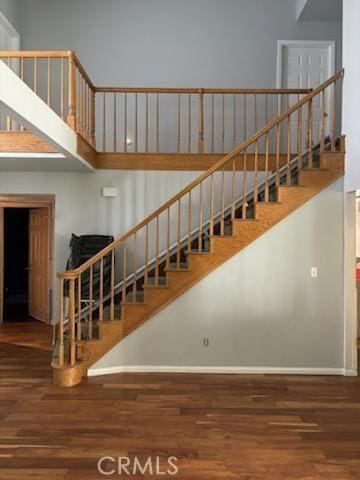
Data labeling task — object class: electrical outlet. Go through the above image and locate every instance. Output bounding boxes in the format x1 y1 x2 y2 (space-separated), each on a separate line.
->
203 338 209 347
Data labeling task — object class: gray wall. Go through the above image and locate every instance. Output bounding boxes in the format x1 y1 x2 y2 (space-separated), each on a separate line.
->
92 178 345 371
17 0 342 86
0 169 200 321
0 0 20 32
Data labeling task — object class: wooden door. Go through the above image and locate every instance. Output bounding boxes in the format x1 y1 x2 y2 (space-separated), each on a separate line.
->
0 207 3 323
28 208 50 322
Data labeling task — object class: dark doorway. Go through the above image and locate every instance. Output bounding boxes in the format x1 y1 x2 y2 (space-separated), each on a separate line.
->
3 208 30 322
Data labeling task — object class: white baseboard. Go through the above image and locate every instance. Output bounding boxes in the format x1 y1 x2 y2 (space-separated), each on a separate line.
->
88 365 356 377
343 368 358 377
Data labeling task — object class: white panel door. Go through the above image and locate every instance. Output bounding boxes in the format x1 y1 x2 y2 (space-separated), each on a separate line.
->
278 41 335 152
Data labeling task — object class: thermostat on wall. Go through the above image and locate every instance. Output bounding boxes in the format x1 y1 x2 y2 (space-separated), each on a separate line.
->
102 187 118 197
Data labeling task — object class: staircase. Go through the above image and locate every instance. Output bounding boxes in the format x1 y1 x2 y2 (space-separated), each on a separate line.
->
52 70 344 387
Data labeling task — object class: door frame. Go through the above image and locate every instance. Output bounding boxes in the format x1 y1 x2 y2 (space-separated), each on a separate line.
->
0 11 20 50
0 194 55 324
276 40 336 88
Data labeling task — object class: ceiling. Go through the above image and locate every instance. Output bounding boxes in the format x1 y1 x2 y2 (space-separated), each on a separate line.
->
297 0 342 21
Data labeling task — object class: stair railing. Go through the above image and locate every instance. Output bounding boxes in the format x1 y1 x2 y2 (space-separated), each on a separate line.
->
0 50 96 144
54 69 343 368
0 50 311 153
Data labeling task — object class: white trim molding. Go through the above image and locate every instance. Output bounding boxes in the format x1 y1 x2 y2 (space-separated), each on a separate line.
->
0 11 20 50
276 40 336 88
88 365 356 377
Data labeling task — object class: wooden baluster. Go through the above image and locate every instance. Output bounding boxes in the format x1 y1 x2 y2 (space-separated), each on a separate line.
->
166 208 170 269
99 259 104 321
67 55 77 130
81 79 84 136
113 93 117 152
156 93 160 153
221 94 225 153
83 82 87 139
77 274 82 342
188 94 191 153
124 93 128 152
122 244 127 303
242 149 248 218
80 76 84 136
145 224 149 285
297 100 303 170
265 94 268 124
275 124 280 189
145 93 149 153
177 93 181 153
20 57 24 81
211 94 215 153
33 57 38 94
220 167 225 235
187 191 192 253
177 200 181 267
60 58 64 120
254 94 257 133
89 265 93 339
243 94 247 141
198 89 204 153
69 278 76 365
59 279 65 366
307 99 313 167
135 92 138 153
231 156 236 219
232 94 237 148
155 216 159 285
20 58 25 131
102 92 106 152
87 86 90 141
110 250 115 321
133 233 137 302
47 58 51 107
265 133 270 201
198 183 203 252
254 140 259 203
286 114 291 184
6 58 12 131
330 83 336 152
210 174 214 235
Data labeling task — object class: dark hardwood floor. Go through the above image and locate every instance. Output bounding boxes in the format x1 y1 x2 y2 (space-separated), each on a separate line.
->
0 323 360 479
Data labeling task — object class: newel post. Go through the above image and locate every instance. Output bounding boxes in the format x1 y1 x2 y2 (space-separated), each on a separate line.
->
198 88 205 153
67 52 77 131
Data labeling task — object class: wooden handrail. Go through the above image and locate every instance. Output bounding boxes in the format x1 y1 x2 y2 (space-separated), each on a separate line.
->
0 50 310 96
95 86 312 94
57 69 343 279
0 50 70 58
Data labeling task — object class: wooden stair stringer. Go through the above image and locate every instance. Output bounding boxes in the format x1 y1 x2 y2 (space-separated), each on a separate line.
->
78 152 344 376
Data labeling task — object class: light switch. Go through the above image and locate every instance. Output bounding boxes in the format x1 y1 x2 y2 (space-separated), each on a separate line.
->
102 187 118 197
311 267 318 278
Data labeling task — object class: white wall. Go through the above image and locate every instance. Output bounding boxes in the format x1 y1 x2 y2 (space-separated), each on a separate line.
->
342 0 360 192
91 179 346 372
18 0 342 87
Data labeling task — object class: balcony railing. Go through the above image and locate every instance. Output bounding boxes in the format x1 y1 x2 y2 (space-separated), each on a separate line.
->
0 50 312 155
